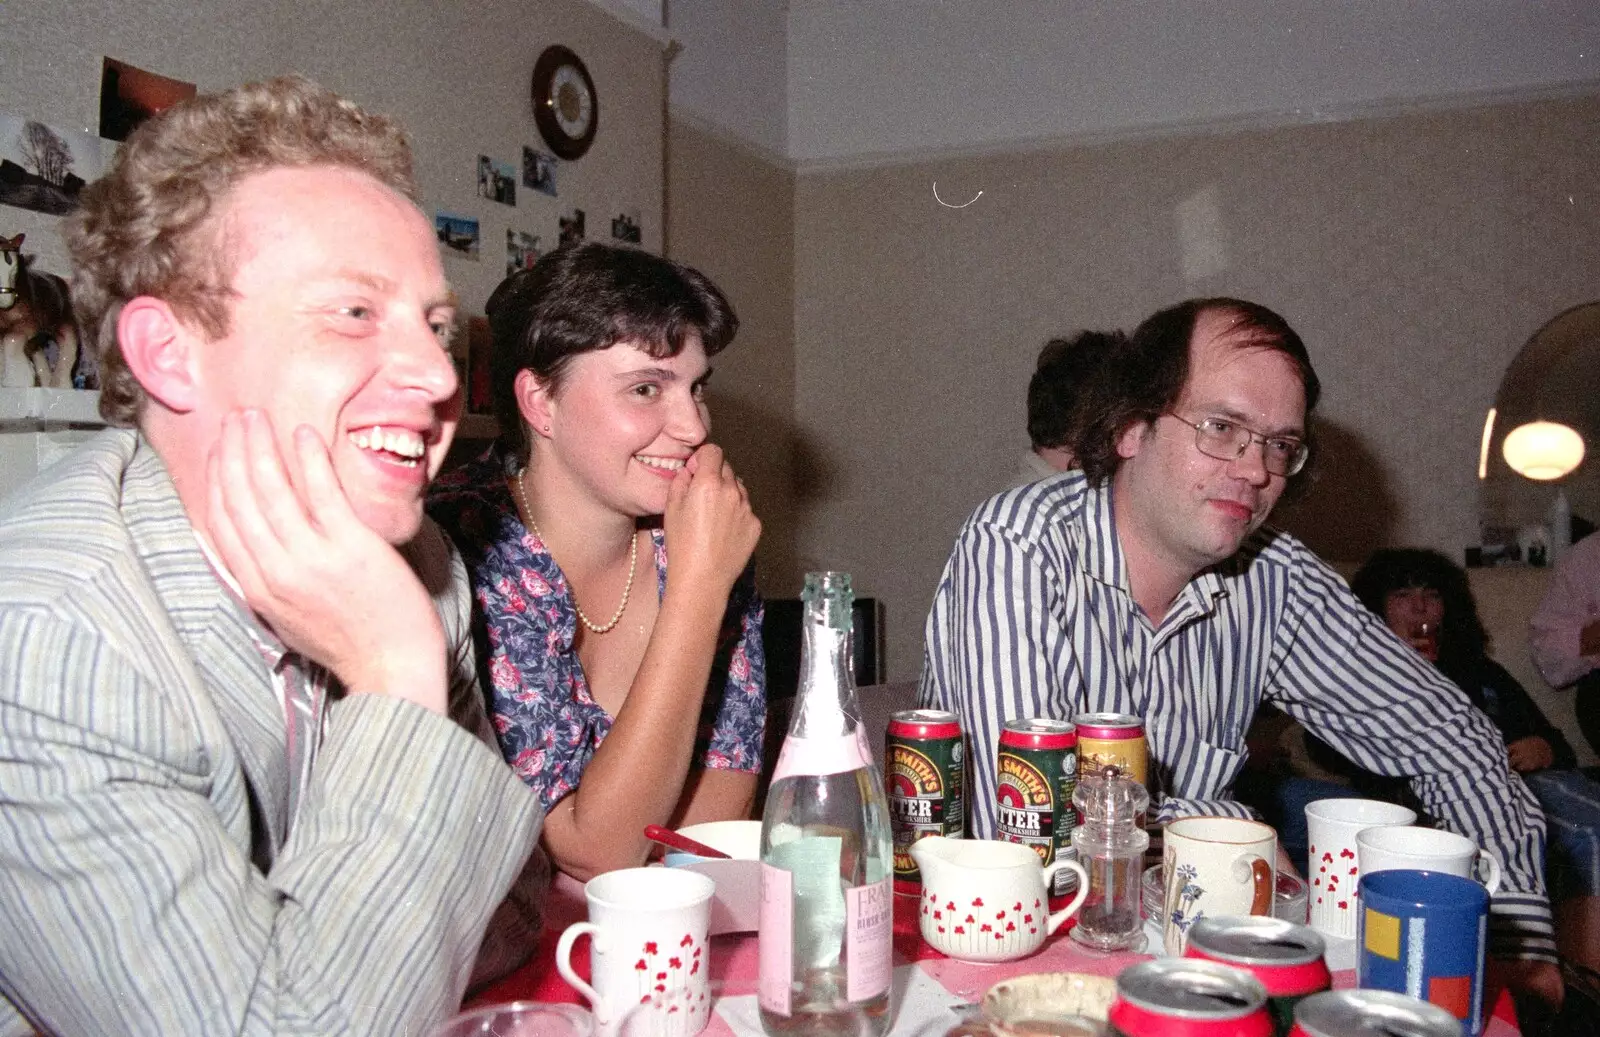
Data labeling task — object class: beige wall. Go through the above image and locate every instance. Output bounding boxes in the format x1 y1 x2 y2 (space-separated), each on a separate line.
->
666 115 802 595
793 94 1600 680
0 0 667 497
0 0 666 316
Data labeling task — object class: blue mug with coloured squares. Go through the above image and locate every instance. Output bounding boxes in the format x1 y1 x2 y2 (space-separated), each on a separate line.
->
1357 869 1489 1035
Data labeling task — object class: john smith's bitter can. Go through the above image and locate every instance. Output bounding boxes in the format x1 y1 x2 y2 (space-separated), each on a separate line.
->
1289 990 1461 1037
886 709 965 893
1108 958 1272 1037
996 718 1078 900
1184 916 1330 1037
1074 712 1148 789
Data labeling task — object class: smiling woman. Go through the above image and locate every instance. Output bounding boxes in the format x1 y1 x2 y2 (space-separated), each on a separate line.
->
427 243 765 881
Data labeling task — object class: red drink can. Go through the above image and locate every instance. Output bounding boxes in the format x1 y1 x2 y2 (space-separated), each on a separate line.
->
1109 959 1271 1037
1288 989 1461 1037
886 709 965 893
1074 712 1148 789
997 718 1077 900
1184 916 1331 1037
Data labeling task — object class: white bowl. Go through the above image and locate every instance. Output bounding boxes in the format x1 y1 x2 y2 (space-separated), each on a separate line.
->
663 820 762 864
982 972 1117 1034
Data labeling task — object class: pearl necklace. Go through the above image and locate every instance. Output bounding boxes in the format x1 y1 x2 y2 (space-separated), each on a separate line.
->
514 471 636 635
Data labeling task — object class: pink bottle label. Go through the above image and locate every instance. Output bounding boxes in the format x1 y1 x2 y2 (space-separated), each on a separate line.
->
845 878 893 1002
758 863 794 1015
771 729 872 783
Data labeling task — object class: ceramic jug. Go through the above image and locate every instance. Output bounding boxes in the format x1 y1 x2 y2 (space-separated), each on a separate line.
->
909 836 1087 963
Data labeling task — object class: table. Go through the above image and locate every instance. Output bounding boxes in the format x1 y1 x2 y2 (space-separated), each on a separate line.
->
473 881 1522 1036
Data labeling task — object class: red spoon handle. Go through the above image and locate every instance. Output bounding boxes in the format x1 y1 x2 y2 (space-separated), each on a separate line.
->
644 824 733 859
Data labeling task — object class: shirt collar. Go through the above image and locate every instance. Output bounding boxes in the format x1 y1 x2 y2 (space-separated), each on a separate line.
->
1080 478 1125 590
193 530 289 661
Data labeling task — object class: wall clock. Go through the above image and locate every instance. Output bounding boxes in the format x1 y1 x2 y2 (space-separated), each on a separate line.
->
531 45 597 161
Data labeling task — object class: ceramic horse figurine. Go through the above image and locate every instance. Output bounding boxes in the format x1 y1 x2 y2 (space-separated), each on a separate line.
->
0 233 79 389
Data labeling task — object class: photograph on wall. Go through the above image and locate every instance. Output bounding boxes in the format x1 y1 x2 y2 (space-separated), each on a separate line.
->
465 316 493 415
0 114 106 216
434 210 480 260
559 207 586 246
610 210 642 244
521 146 557 197
506 229 540 276
477 154 516 207
99 58 196 142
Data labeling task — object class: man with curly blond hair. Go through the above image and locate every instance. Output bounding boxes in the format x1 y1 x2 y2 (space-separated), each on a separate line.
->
0 76 547 1035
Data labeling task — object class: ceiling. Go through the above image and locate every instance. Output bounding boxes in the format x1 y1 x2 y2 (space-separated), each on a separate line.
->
664 0 1600 166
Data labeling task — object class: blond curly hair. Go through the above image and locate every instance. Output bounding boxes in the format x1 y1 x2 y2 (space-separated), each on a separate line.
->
66 75 417 426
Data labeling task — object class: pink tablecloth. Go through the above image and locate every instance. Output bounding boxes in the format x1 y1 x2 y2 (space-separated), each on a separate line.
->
474 882 1521 1036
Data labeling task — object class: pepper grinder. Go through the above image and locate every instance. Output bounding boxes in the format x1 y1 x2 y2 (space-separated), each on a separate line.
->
1069 764 1149 952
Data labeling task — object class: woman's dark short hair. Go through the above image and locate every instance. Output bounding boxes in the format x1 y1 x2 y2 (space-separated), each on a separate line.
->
1027 330 1121 450
1351 547 1488 666
1069 298 1321 491
487 242 738 464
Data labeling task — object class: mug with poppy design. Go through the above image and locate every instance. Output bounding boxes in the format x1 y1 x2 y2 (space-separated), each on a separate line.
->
556 867 715 1037
1303 798 1417 939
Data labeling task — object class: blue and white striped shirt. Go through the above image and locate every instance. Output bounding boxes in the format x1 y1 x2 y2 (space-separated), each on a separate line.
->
919 472 1554 959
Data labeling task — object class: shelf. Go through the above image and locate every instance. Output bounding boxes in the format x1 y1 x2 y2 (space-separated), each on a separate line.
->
0 388 106 426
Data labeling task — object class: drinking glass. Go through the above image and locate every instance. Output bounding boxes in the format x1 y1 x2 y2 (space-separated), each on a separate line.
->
432 1001 593 1037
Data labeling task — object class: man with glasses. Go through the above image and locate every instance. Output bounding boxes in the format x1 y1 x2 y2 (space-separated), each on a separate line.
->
921 297 1559 1000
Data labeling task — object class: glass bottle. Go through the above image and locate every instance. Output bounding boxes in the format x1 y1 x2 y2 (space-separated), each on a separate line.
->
1068 765 1149 952
759 572 894 1037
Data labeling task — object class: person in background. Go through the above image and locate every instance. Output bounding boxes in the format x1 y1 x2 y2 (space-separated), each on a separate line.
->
920 297 1561 1004
428 243 764 883
0 77 546 1035
1014 329 1119 485
1311 548 1600 977
1532 531 1600 758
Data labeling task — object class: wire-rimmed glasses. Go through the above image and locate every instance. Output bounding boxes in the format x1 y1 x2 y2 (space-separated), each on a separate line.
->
1166 413 1309 477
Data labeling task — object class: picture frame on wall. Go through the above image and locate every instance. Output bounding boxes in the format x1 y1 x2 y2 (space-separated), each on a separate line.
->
0 113 106 216
434 210 480 260
476 155 516 207
521 146 557 197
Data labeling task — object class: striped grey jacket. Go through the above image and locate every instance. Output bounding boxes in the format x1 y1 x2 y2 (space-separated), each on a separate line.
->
920 471 1555 960
0 430 547 1035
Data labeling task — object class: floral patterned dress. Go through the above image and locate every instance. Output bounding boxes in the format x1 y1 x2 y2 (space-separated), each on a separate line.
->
428 446 767 813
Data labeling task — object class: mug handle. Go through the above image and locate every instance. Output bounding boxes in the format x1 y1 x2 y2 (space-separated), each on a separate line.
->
555 921 609 1022
1041 858 1090 935
1245 855 1274 916
1477 849 1502 894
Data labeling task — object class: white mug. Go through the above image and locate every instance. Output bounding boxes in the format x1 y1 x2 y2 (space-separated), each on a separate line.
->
1162 816 1277 956
1303 798 1417 939
556 868 715 1037
1356 825 1502 894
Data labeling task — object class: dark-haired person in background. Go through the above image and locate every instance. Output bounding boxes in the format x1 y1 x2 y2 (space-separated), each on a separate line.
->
1310 548 1600 977
920 297 1560 1003
427 243 764 882
1014 330 1120 485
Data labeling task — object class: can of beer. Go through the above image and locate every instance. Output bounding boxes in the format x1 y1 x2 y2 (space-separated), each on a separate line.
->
1288 989 1462 1037
1074 712 1148 788
1108 958 1272 1037
996 718 1078 900
886 709 965 893
1184 916 1331 1037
